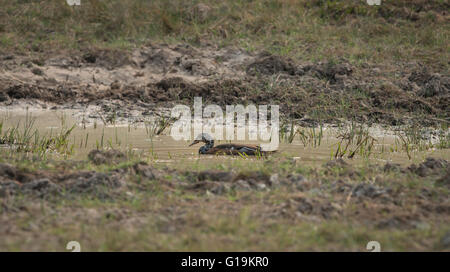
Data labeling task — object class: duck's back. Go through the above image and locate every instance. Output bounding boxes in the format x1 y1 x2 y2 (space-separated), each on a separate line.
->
206 143 261 155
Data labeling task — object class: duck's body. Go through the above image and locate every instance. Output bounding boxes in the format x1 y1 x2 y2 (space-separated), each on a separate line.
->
189 133 274 156
200 143 262 155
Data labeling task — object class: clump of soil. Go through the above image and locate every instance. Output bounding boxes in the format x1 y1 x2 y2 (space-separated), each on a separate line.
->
306 61 353 83
60 171 124 195
408 67 450 98
408 157 449 177
351 183 391 200
88 149 127 165
246 53 298 76
0 163 124 198
131 162 156 179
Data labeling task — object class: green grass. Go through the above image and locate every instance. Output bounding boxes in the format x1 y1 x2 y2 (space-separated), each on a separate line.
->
0 0 448 68
333 122 376 159
0 144 449 251
0 111 75 156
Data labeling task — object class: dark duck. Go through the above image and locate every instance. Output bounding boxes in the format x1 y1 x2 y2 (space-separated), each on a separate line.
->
189 133 274 156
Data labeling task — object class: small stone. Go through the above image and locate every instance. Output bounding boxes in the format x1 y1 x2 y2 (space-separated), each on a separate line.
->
234 180 251 191
211 183 231 195
256 183 267 191
31 67 44 76
269 174 279 187
125 191 134 197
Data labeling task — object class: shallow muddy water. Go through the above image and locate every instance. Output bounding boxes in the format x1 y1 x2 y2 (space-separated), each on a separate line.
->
1 108 449 168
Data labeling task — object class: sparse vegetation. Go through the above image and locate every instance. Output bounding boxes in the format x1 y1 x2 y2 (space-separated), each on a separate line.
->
297 125 324 148
0 111 75 156
394 125 450 159
279 121 324 147
0 150 448 251
0 0 448 68
334 122 376 159
0 0 448 252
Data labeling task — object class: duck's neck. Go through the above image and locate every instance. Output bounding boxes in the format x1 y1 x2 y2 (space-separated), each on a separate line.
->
200 140 214 154
205 140 214 149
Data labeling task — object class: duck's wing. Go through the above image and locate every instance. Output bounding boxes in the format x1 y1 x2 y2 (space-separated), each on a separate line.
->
212 144 261 155
214 144 259 149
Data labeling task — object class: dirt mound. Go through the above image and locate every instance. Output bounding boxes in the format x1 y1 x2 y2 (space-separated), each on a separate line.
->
21 178 61 196
246 54 354 83
305 61 353 83
61 171 124 195
408 67 450 97
130 162 156 179
0 164 124 198
408 157 449 177
281 195 341 220
247 54 298 76
172 170 293 194
88 149 127 165
351 183 391 200
4 84 76 103
0 163 37 183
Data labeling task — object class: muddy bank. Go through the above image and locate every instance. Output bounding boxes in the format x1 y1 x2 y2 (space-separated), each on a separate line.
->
0 44 448 126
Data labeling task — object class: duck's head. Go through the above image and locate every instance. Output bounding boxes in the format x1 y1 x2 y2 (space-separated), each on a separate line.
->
189 133 214 146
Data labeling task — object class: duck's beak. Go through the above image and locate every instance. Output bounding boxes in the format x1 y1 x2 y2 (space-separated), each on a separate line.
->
189 140 199 147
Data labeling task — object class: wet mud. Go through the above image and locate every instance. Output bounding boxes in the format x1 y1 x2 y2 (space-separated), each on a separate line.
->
0 44 448 126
